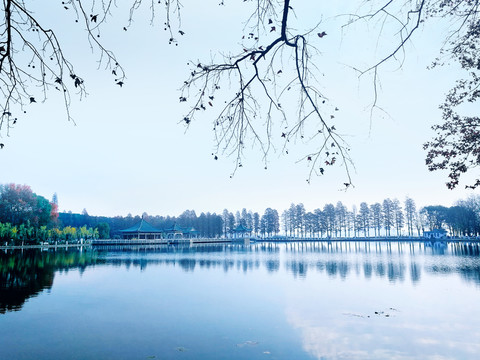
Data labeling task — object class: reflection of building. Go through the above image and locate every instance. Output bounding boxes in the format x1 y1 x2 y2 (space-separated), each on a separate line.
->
423 229 447 239
119 219 164 240
119 220 200 240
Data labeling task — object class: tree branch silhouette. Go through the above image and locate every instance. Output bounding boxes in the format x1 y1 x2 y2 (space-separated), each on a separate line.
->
0 0 183 138
1 0 479 188
180 0 353 185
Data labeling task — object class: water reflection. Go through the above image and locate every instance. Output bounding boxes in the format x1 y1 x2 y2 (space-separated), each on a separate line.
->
410 262 421 283
2 241 480 314
0 248 100 313
281 242 480 285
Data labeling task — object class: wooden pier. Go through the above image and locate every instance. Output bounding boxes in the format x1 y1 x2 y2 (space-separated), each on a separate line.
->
90 238 236 246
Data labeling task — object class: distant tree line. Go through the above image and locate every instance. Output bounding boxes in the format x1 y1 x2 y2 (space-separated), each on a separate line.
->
280 198 480 238
0 184 107 245
59 196 480 239
59 209 225 239
58 206 281 239
2 183 480 243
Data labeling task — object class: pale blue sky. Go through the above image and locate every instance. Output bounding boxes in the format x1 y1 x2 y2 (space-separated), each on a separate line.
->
0 1 476 216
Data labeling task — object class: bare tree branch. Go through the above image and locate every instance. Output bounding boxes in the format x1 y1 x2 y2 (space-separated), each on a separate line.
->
1 0 478 189
180 0 353 185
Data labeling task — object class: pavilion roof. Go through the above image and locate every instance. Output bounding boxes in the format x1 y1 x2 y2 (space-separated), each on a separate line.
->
163 222 184 232
233 224 252 232
119 219 163 233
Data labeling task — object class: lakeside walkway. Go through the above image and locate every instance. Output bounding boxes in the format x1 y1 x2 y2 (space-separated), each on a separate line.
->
0 243 88 250
2 236 479 250
91 238 234 246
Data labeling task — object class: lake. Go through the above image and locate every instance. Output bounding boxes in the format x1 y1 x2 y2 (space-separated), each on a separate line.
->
1 241 480 360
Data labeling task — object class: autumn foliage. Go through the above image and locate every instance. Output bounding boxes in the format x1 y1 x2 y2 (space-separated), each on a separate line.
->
0 184 55 226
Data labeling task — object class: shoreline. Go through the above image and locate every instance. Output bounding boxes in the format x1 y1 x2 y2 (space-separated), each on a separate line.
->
0 243 90 250
1 237 479 250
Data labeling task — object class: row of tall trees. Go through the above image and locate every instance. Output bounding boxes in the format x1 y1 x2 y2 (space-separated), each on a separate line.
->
58 207 282 239
279 197 480 238
220 208 280 238
2 183 480 242
18 199 480 240
60 208 281 238
59 210 225 239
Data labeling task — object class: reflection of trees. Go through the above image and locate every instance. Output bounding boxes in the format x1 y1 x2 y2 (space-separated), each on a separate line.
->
429 265 453 274
375 262 386 277
387 262 405 283
363 262 372 279
288 261 308 278
425 262 480 286
451 243 480 257
0 249 100 314
421 243 480 285
326 261 337 277
4 242 480 315
266 260 280 273
179 259 196 272
338 262 349 279
458 265 480 285
241 259 254 273
93 241 480 285
410 262 421 284
258 243 280 254
0 259 54 314
222 260 234 273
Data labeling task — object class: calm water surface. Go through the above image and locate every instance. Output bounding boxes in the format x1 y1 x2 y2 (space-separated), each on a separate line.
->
1 241 480 360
